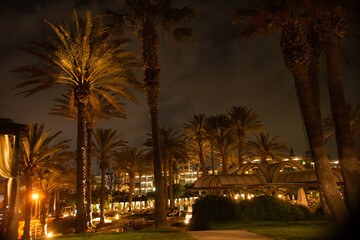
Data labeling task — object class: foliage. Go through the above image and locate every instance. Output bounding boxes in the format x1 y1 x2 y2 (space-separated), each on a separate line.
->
190 195 239 230
238 195 311 221
19 123 70 175
172 184 185 199
146 191 155 201
247 132 289 164
191 195 311 230
93 128 127 170
322 104 360 142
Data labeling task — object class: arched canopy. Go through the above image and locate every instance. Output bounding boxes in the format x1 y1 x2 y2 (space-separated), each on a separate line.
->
237 162 268 175
269 161 306 176
273 169 343 184
193 174 266 189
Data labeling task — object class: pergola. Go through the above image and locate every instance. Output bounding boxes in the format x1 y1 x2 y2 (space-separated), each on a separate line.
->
193 160 343 196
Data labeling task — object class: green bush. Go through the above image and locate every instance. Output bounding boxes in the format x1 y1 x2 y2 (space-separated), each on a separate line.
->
190 195 238 230
238 195 311 221
191 195 311 230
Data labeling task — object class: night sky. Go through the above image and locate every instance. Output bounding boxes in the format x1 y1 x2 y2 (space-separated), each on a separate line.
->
1 0 359 169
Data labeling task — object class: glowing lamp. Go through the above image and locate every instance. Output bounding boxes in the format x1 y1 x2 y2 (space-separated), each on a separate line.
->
32 193 39 200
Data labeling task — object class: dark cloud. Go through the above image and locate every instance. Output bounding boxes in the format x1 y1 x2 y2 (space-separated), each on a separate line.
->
0 0 359 159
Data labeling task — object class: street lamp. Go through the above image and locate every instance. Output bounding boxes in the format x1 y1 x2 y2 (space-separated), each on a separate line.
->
0 118 27 240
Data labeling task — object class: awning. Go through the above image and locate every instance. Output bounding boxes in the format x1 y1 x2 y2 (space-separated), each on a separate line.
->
273 169 343 184
193 174 266 189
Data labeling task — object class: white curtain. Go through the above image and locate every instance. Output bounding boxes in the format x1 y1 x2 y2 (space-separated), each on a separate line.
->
0 135 13 178
297 188 308 206
0 135 15 206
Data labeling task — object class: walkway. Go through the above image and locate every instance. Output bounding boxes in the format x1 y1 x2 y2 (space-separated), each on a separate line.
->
187 230 272 240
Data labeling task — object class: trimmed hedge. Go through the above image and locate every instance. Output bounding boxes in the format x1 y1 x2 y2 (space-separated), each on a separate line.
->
191 195 238 230
190 195 311 230
238 195 311 221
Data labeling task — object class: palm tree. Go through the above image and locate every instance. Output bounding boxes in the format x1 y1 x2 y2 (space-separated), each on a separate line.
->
317 5 360 213
13 10 140 233
207 114 235 175
113 147 146 212
93 128 127 224
227 106 263 167
35 167 75 236
205 115 218 174
50 93 126 225
19 123 70 239
231 1 350 223
183 114 208 176
158 127 187 209
107 0 195 226
144 126 187 209
323 104 360 142
248 132 289 165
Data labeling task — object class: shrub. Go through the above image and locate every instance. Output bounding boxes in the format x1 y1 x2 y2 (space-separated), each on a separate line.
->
190 195 238 230
238 195 311 221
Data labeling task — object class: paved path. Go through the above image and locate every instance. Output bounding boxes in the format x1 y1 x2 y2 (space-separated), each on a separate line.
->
187 230 272 240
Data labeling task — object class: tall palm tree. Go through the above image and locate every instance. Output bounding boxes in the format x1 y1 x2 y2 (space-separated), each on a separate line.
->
113 147 146 212
13 10 140 233
248 132 289 165
183 114 208 176
107 0 195 225
50 93 126 225
227 106 263 167
19 123 70 239
317 5 360 213
231 0 350 223
93 128 126 224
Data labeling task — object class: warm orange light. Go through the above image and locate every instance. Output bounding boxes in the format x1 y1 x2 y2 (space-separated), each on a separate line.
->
32 193 39 200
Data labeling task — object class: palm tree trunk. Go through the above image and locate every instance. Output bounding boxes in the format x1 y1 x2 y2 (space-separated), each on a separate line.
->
55 189 61 219
221 147 229 174
150 112 167 225
86 124 94 225
169 158 174 210
196 164 199 178
324 38 360 213
292 68 349 224
198 143 207 176
139 21 166 226
238 132 245 166
100 166 106 224
22 174 32 240
129 171 135 212
210 142 215 174
75 100 88 233
163 154 168 209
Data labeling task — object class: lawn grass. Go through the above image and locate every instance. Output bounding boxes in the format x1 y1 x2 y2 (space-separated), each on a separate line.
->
47 227 195 240
213 219 336 240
